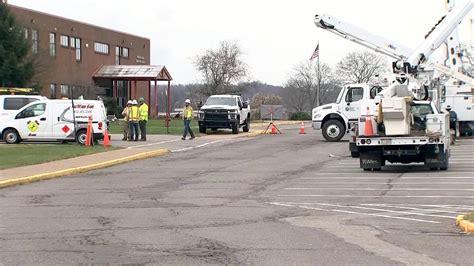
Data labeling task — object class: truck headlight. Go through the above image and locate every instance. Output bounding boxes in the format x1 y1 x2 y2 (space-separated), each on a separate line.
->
198 111 205 119
228 111 237 119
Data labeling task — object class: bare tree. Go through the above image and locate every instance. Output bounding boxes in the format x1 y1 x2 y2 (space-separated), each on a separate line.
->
283 61 334 112
336 50 389 84
194 41 248 96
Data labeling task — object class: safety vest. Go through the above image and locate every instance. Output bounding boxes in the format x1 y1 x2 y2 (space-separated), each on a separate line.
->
139 103 149 121
128 106 139 121
183 106 193 120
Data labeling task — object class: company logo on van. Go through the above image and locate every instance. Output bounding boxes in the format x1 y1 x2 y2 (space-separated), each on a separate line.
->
27 120 40 132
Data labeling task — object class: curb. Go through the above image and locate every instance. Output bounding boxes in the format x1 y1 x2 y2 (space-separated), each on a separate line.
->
456 214 474 233
0 149 170 189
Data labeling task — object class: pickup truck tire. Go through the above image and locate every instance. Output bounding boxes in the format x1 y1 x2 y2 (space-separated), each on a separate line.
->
76 130 89 145
243 118 250 132
199 125 207 134
3 129 20 144
322 119 345 142
232 122 239 134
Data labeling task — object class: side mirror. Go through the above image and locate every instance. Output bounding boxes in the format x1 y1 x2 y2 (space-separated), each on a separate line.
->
242 102 248 108
197 101 203 109
346 102 351 106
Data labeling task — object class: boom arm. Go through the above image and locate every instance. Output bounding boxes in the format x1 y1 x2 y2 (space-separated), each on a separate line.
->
314 14 413 60
406 0 474 70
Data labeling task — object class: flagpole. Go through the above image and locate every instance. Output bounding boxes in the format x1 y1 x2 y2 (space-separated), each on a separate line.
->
317 41 320 107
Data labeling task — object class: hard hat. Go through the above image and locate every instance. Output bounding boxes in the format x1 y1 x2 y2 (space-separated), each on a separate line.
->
185 99 191 104
139 97 145 102
446 105 452 110
127 100 132 105
132 100 138 105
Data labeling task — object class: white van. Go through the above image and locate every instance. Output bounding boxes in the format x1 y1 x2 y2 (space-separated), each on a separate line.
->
0 95 47 117
0 99 108 144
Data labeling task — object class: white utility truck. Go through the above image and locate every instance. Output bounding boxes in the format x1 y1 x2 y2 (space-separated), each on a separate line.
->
0 99 108 144
312 0 474 142
197 95 250 134
312 0 473 170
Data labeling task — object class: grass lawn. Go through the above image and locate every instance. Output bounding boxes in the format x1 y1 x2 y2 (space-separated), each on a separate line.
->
0 144 120 170
109 118 199 135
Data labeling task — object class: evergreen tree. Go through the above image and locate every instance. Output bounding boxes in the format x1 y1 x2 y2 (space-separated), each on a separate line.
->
0 1 33 87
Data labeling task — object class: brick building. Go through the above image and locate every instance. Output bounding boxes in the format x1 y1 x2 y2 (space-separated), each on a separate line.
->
9 4 155 108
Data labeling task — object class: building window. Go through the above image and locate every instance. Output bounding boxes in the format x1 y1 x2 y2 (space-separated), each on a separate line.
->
60 35 69 47
50 84 57 99
70 37 76 48
94 42 109 54
60 84 69 97
70 37 81 61
122 47 129 58
32 29 38 54
115 46 120 65
23 28 28 39
49 33 56 57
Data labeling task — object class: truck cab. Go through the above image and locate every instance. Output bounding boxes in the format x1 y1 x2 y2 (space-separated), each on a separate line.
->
197 95 250 134
312 84 383 141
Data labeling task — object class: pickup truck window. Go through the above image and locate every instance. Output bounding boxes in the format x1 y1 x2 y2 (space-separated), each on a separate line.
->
205 97 237 106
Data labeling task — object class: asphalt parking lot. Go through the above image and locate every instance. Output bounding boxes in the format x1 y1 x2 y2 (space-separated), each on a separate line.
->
0 128 472 264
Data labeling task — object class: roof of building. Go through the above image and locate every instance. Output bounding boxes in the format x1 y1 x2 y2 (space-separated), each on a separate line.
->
92 65 172 81
9 4 150 40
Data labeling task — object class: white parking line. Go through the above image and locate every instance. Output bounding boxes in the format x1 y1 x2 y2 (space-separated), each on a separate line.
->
278 194 474 198
361 203 474 210
196 139 228 148
172 147 193 152
267 202 440 224
359 204 465 214
297 182 474 185
284 188 474 191
127 139 181 149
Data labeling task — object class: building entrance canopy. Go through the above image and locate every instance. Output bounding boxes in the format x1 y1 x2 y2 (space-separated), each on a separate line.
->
93 65 173 128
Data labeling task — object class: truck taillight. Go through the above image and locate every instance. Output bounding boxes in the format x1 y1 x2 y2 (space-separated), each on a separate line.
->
98 122 103 130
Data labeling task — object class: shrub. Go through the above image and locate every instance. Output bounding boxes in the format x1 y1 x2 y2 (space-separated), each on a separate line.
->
290 112 311 120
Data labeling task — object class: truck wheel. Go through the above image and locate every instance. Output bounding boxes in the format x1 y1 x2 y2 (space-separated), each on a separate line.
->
322 120 345 142
243 118 250 132
3 129 20 144
232 122 239 134
76 130 88 145
199 125 207 134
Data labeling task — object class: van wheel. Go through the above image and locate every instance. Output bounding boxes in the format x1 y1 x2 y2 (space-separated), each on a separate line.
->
76 130 88 145
322 119 345 142
199 125 207 134
3 129 20 144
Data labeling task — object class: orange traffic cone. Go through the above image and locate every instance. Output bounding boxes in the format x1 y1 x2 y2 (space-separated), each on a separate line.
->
299 122 306 134
85 115 92 146
271 123 277 134
364 106 374 136
103 126 111 147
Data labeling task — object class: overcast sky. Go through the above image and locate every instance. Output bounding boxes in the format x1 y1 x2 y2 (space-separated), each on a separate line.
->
8 0 473 85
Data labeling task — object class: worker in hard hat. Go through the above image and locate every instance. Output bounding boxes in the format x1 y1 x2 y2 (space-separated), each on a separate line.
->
182 99 195 140
120 100 132 141
128 99 140 141
138 97 149 141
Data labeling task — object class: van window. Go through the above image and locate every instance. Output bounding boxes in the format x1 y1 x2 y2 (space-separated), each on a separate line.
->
16 103 46 119
4 98 40 110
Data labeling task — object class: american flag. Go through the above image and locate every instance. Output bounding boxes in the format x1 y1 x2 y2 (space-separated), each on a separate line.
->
309 44 319 61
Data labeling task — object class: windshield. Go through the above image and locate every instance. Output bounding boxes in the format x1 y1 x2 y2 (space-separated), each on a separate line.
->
205 97 236 106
